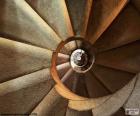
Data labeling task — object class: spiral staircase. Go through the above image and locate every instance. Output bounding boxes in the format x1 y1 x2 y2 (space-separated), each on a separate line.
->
0 0 140 116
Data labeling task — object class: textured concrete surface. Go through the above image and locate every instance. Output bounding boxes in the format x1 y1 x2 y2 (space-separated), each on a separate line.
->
124 73 140 111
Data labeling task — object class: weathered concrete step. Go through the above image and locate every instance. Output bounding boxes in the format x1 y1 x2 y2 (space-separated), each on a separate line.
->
0 0 61 50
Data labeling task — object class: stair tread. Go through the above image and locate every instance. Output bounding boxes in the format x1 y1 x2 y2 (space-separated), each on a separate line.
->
0 77 54 114
75 75 89 98
86 0 128 44
66 108 92 116
0 0 61 50
0 68 53 96
61 68 74 82
113 108 125 116
132 0 140 12
94 4 140 52
92 77 136 116
66 0 93 37
123 73 140 110
0 37 52 82
64 40 77 54
95 41 140 73
92 64 134 92
85 72 110 98
68 95 111 111
26 0 74 40
64 72 78 92
32 88 68 116
57 53 70 65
